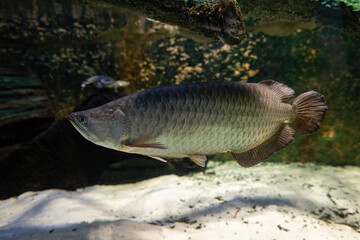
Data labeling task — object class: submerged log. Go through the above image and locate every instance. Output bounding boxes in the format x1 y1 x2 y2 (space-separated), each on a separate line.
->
80 0 246 45
80 0 360 41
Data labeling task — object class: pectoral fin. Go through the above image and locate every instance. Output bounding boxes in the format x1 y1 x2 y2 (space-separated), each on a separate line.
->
188 155 207 167
232 124 294 168
124 142 167 149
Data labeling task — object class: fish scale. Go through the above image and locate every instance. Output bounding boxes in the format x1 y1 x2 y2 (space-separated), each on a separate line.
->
118 82 286 157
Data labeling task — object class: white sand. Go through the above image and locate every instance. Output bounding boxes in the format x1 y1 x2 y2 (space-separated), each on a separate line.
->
0 162 359 240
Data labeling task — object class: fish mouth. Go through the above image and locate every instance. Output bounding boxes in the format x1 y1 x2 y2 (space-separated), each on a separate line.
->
68 113 91 141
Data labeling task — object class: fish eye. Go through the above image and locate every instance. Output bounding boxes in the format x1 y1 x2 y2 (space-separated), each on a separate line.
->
79 115 88 125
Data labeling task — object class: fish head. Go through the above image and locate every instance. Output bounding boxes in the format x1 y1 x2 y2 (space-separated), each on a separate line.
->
68 106 129 149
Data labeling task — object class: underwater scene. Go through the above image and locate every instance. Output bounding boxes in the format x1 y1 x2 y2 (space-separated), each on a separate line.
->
0 0 359 239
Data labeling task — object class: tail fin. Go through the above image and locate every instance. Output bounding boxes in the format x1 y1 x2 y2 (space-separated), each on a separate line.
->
290 91 327 134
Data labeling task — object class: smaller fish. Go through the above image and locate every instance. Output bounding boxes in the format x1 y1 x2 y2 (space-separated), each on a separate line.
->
81 75 130 91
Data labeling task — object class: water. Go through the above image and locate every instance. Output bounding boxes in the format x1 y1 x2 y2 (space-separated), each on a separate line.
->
0 0 359 239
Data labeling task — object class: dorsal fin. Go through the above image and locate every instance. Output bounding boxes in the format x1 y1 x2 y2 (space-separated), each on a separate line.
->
232 124 294 167
259 80 295 103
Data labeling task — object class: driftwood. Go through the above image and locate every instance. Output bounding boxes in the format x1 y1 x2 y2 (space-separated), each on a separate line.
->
81 0 246 45
81 0 360 41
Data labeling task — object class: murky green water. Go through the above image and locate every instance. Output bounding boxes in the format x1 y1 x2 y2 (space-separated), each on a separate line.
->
0 0 359 199
1 1 360 239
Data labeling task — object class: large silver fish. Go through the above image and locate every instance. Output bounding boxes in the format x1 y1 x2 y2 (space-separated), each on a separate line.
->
68 80 327 167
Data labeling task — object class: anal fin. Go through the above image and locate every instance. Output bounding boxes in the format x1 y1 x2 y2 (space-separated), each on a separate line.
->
232 124 294 168
188 155 207 167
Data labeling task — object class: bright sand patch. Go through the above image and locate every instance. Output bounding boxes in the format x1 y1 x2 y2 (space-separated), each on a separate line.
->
0 162 359 239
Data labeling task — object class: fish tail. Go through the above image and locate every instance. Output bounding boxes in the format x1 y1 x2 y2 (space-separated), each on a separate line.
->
290 91 327 134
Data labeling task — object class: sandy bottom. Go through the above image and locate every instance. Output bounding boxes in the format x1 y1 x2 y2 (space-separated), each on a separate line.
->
0 162 359 240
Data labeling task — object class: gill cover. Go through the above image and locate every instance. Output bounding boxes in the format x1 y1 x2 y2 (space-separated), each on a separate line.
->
109 108 130 141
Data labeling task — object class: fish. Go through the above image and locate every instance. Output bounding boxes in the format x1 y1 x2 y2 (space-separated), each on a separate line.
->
68 80 327 168
81 75 130 91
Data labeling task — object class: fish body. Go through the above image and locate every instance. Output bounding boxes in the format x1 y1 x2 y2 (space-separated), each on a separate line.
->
106 80 130 89
69 81 327 167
